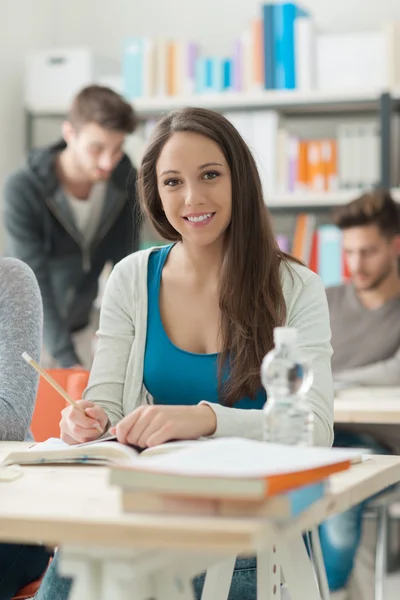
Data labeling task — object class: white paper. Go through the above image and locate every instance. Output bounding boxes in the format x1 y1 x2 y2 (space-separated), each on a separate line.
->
134 438 362 478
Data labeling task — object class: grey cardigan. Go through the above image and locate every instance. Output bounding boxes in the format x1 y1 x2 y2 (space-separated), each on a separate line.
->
0 258 43 440
84 247 334 447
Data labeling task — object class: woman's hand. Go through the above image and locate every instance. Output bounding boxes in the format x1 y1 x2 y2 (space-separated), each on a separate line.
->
110 404 217 447
60 400 109 445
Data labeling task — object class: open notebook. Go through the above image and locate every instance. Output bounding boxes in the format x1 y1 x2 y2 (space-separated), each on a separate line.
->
2 436 199 467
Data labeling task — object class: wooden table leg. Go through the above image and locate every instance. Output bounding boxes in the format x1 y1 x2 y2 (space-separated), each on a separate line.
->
257 547 281 600
200 556 236 600
277 535 323 600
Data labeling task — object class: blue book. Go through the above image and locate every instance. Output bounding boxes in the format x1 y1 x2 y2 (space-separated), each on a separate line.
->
204 58 214 92
282 481 325 517
262 4 275 89
123 38 144 99
222 58 232 90
318 225 343 287
211 58 224 92
273 2 298 90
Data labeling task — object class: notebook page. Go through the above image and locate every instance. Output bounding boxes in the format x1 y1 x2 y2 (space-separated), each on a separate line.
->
132 438 362 478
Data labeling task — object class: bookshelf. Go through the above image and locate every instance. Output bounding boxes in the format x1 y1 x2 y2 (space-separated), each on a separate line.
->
24 88 400 208
25 88 400 118
267 189 400 210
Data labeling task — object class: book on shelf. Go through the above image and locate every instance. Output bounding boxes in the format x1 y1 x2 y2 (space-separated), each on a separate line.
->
122 3 316 99
109 437 362 501
287 215 350 287
132 109 380 197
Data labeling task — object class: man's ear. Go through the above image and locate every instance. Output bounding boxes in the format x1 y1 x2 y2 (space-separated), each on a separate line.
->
62 121 76 145
391 234 400 255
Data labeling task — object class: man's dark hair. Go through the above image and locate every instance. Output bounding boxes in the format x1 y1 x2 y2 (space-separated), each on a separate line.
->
333 190 400 239
68 84 137 133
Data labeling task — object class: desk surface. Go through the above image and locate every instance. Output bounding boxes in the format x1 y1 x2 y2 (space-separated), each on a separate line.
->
334 387 400 425
1 443 400 552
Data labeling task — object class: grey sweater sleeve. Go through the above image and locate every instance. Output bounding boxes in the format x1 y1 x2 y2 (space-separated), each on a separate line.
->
0 258 43 440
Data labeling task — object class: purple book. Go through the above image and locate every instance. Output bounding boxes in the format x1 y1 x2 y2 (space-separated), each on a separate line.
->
186 42 198 95
288 136 299 192
276 234 290 253
232 38 242 92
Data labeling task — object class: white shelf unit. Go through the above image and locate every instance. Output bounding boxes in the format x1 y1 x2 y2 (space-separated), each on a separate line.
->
25 87 400 118
25 88 400 209
265 188 400 209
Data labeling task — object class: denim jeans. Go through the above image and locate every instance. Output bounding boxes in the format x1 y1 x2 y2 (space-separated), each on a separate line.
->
0 543 51 600
35 553 257 600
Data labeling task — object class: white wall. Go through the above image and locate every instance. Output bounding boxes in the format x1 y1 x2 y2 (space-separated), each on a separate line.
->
0 0 58 248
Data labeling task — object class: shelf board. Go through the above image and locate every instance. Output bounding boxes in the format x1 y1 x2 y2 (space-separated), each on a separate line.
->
25 88 400 118
267 188 400 209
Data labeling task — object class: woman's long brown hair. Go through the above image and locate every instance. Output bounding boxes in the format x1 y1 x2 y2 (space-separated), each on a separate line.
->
137 107 290 406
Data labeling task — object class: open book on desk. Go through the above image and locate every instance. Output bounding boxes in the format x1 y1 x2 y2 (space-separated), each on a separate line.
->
109 438 363 501
2 436 200 467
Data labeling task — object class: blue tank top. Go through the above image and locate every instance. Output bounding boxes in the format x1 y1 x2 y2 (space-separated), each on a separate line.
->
143 245 266 409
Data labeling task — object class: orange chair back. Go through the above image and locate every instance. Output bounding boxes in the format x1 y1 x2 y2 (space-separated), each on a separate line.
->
30 369 89 442
12 577 43 600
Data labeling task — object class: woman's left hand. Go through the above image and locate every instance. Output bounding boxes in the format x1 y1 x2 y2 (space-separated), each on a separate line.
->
110 404 217 447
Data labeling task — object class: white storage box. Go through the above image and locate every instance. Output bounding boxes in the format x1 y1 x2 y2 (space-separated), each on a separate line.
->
25 47 120 112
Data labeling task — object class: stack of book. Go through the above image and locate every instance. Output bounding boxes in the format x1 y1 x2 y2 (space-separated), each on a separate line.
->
108 438 361 518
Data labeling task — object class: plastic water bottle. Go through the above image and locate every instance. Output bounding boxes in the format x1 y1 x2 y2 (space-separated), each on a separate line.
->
261 327 314 446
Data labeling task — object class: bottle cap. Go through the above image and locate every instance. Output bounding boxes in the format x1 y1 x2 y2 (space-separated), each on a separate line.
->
273 327 297 346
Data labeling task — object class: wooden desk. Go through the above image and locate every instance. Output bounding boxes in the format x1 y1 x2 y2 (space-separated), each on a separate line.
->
334 387 400 425
1 443 400 600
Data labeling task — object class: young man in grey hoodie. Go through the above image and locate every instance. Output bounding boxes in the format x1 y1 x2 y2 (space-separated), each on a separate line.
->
4 85 140 369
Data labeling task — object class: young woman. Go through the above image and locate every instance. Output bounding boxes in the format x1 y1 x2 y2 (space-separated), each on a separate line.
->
0 258 52 600
36 107 334 600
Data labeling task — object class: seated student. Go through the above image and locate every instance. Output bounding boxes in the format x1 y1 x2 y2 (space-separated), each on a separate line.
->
36 107 334 600
320 191 400 598
0 258 52 600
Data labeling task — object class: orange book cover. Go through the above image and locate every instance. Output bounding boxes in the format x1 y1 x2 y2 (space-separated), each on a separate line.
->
261 459 351 496
322 139 338 191
167 41 177 96
309 231 319 274
308 140 324 192
251 18 264 89
296 140 309 191
292 213 307 260
113 457 352 500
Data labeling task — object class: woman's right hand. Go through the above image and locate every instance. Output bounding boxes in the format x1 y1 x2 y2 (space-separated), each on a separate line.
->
60 400 109 445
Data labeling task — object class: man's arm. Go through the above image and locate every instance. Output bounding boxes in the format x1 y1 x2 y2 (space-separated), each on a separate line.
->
334 348 400 386
4 173 80 367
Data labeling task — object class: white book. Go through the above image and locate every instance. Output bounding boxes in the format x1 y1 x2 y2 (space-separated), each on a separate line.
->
223 111 254 147
385 21 400 87
109 438 362 501
251 111 280 197
143 38 156 98
155 39 169 97
337 123 355 189
294 16 315 91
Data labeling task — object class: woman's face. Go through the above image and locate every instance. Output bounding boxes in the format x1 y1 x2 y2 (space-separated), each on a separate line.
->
156 131 232 248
